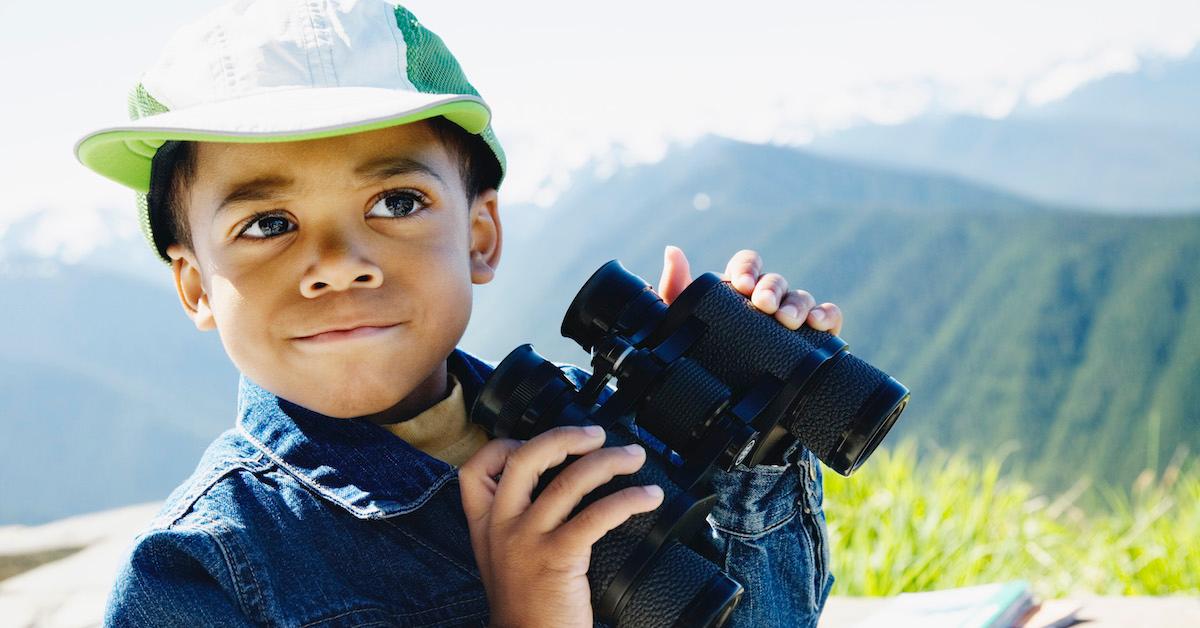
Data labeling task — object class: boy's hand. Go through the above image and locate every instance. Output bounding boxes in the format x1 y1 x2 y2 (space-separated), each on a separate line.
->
458 425 665 628
658 246 843 336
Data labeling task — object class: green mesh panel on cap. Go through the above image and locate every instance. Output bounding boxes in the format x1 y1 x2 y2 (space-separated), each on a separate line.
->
128 83 169 120
128 83 172 262
393 6 507 182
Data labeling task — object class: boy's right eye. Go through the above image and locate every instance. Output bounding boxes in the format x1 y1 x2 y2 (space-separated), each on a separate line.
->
239 213 296 239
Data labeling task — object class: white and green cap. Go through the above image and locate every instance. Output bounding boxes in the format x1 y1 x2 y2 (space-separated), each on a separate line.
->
73 0 505 263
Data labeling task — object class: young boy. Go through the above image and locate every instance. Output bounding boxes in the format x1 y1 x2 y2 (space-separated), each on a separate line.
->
74 1 843 626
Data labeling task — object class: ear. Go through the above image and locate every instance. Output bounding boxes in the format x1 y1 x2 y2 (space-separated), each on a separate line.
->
468 188 502 285
166 243 216 331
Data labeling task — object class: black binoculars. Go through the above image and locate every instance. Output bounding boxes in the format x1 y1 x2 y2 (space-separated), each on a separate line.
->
470 260 909 627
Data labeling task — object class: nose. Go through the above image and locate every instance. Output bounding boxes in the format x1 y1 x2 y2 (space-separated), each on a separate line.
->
299 236 384 298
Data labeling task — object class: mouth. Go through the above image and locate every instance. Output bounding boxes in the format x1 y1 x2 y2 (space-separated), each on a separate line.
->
293 322 404 344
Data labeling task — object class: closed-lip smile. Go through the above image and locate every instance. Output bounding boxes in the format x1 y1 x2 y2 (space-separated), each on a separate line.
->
293 322 403 343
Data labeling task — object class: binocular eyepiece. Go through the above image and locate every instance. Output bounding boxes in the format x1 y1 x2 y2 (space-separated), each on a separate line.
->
471 259 910 627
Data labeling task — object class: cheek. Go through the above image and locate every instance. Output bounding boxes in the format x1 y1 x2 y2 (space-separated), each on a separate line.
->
397 236 473 336
401 224 473 293
206 274 273 362
207 274 251 321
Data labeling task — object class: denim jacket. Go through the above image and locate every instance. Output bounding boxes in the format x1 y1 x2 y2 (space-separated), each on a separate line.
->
104 347 833 627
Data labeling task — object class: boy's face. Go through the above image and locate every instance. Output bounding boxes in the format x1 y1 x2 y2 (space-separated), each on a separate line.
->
165 121 501 420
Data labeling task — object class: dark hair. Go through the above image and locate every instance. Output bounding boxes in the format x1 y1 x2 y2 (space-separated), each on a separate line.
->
157 116 501 255
424 115 503 205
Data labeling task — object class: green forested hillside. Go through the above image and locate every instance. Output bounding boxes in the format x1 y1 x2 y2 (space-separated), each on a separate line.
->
464 136 1200 496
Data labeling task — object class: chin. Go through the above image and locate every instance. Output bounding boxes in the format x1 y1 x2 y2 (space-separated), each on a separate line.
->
306 387 404 419
239 339 454 420
255 372 402 419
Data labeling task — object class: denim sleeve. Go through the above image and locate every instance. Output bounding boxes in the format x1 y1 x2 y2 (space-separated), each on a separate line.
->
105 523 259 627
694 443 834 628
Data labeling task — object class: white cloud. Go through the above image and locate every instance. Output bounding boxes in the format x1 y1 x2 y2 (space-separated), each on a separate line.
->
1025 48 1141 107
13 205 137 265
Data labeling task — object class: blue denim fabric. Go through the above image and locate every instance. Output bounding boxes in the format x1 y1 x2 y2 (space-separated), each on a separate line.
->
104 347 832 627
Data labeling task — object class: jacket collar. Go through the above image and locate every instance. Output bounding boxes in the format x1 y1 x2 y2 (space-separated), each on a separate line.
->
235 348 497 520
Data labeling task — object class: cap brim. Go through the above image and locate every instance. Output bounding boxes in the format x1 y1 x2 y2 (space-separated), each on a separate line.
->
74 86 491 193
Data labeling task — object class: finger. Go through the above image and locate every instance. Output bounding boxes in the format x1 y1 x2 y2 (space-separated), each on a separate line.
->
775 289 818 330
491 425 608 523
750 272 788 314
808 302 843 336
458 437 523 526
457 437 522 583
723 249 763 295
551 484 665 548
657 245 693 305
523 443 650 533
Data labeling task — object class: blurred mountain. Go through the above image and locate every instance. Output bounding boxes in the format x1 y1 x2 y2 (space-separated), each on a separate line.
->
2 134 1197 525
0 205 168 288
807 46 1200 212
465 135 1200 497
0 264 237 525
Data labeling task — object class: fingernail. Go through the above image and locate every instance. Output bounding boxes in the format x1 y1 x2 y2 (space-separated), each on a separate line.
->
623 444 644 456
584 425 604 437
643 485 664 499
780 304 799 320
763 292 778 309
736 274 755 292
810 309 825 322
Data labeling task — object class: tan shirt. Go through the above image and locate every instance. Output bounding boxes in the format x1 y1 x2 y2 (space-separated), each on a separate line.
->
381 372 490 468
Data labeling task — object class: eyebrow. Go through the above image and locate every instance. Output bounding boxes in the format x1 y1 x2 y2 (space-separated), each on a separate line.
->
214 155 445 215
353 155 445 187
215 175 293 215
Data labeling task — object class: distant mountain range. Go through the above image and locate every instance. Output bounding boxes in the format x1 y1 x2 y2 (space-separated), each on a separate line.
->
2 48 1198 524
808 45 1200 212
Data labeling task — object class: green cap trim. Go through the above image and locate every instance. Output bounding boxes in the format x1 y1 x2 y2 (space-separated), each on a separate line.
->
78 99 490 194
79 96 489 265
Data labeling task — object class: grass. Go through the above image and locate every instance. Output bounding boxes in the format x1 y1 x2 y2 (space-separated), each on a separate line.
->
822 440 1200 597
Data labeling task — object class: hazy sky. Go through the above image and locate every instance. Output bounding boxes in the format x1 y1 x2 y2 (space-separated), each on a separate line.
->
1 0 1197 256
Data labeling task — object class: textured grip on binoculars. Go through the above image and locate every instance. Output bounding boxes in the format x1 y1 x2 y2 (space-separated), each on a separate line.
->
614 540 729 628
640 358 731 455
682 281 886 464
528 427 684 614
789 352 889 460
685 282 830 389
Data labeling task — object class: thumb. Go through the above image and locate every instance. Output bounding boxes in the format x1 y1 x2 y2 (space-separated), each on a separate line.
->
658 245 692 305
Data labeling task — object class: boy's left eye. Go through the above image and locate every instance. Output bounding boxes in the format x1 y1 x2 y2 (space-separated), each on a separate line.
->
366 190 429 219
